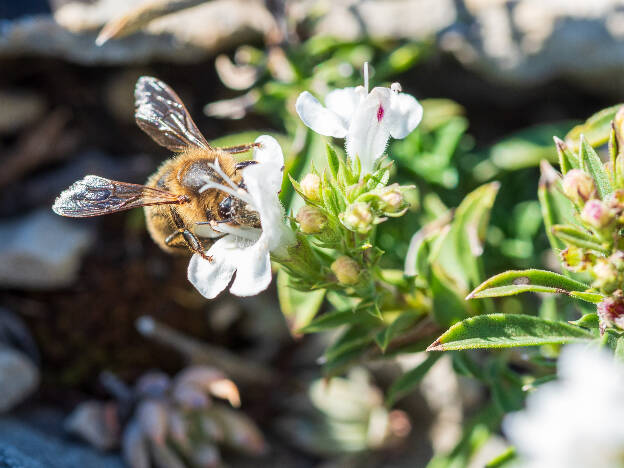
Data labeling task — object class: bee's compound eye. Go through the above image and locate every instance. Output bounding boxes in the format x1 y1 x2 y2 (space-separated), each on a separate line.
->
218 196 233 219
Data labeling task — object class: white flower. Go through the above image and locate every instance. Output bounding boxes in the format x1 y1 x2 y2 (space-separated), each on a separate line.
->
504 345 624 468
295 64 423 174
187 135 294 299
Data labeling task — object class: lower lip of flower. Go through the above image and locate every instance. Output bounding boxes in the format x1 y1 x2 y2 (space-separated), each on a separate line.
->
377 104 384 122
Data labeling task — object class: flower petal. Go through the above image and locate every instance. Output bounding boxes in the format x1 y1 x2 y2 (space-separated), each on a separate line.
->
251 135 284 191
229 239 272 296
324 87 365 128
295 91 348 138
187 236 238 299
345 88 392 174
242 160 294 250
383 91 423 139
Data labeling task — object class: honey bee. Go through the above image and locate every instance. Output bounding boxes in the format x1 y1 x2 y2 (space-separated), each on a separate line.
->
53 76 261 260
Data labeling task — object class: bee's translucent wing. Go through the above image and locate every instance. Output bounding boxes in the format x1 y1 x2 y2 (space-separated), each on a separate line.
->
135 76 212 152
52 175 188 217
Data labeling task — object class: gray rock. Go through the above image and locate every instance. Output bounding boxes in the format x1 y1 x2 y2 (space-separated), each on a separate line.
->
438 0 624 95
0 209 94 289
0 408 123 468
0 348 39 413
0 0 275 65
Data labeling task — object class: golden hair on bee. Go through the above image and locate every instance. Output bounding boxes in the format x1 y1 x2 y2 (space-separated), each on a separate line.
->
53 76 260 261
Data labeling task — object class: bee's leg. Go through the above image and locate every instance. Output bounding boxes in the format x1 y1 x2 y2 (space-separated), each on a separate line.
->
221 142 260 154
235 160 258 171
168 207 213 262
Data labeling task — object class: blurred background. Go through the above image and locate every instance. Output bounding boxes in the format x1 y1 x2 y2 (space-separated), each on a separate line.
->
0 0 621 467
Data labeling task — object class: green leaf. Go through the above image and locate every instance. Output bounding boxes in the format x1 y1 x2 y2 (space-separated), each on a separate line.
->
488 123 574 171
300 307 381 333
374 313 419 352
468 269 590 300
566 104 622 152
427 314 594 351
436 182 500 294
579 135 612 199
430 265 470 327
538 161 578 251
386 353 441 407
554 136 579 174
326 144 340 181
485 448 517 468
277 268 326 335
569 312 599 331
551 224 609 253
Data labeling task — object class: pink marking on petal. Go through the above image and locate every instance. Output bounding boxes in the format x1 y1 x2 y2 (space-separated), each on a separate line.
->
377 104 384 122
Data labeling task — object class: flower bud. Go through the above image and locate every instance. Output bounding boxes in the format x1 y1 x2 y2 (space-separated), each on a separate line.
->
580 199 614 229
296 205 327 234
597 296 624 333
592 259 619 294
300 173 321 201
561 169 596 205
560 246 593 273
331 256 360 285
607 190 624 223
378 185 404 213
341 202 373 234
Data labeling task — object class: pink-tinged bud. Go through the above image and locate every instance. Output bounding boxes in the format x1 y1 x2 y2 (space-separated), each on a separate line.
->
597 296 624 333
296 205 327 234
300 173 321 201
562 169 596 205
341 202 373 234
580 199 614 229
331 256 360 285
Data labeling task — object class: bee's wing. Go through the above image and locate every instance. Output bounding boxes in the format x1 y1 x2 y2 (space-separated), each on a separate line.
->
52 175 188 218
135 76 212 152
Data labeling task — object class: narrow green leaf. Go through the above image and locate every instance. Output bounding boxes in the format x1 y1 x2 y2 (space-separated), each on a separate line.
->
569 291 604 303
326 144 340 180
428 314 594 351
566 104 622 151
551 224 609 253
430 265 469 327
374 313 419 352
485 447 517 468
468 269 590 300
386 353 441 406
538 161 578 251
277 269 326 335
554 136 579 173
436 182 499 294
579 135 612 199
299 308 380 333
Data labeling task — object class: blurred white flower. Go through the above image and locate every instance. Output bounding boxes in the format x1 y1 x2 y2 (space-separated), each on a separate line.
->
295 64 423 174
504 345 624 468
188 135 294 299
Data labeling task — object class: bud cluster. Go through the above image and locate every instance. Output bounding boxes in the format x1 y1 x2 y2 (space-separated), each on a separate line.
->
552 108 624 333
285 147 415 291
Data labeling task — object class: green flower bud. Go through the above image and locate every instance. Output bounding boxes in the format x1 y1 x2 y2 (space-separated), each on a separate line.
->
580 199 614 229
561 169 596 205
378 184 404 213
300 173 321 201
331 256 360 285
341 202 373 234
296 205 327 234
